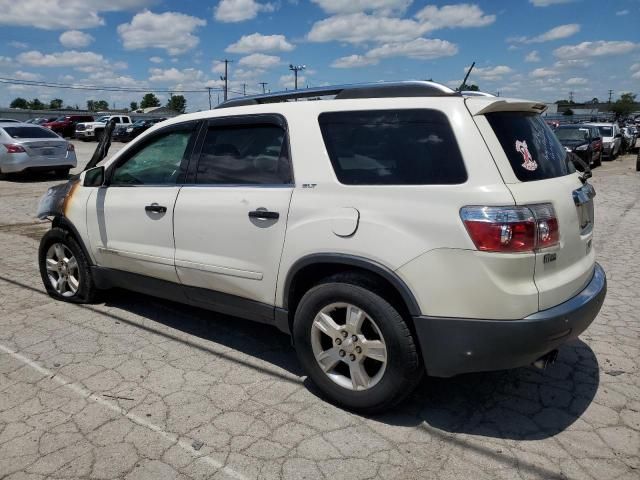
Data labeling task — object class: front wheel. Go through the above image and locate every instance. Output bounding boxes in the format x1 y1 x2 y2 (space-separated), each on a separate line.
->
293 281 423 413
39 228 96 303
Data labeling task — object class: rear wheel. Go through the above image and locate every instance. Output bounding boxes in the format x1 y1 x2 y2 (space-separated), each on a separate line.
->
39 228 96 303
54 168 70 178
293 281 423 413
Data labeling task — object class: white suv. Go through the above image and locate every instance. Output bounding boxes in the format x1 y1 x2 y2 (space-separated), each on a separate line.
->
75 115 132 141
36 82 606 412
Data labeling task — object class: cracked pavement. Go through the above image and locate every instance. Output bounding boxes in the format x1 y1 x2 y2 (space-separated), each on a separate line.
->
0 142 638 479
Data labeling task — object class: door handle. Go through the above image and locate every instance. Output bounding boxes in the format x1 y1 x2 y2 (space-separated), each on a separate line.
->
248 209 279 220
145 203 167 213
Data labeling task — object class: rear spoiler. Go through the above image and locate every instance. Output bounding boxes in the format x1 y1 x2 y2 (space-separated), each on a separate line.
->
465 97 548 116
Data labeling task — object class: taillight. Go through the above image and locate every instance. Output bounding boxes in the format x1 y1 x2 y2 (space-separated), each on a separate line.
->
3 144 26 153
460 203 559 253
67 143 75 152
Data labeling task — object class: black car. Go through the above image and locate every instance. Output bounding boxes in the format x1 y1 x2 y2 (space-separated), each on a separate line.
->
554 125 602 167
112 118 166 142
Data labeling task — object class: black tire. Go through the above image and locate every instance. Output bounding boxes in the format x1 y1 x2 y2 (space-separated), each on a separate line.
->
293 280 423 413
54 168 70 179
636 151 640 172
593 152 602 167
39 227 97 303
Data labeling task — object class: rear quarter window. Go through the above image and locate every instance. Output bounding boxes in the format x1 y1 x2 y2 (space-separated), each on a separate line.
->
318 109 467 185
486 112 575 182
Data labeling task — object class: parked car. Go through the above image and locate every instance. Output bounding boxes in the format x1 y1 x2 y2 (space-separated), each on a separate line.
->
554 125 602 167
585 122 622 159
0 118 20 123
36 81 606 412
26 117 58 125
0 122 77 177
43 115 94 138
75 115 132 141
112 118 166 142
621 126 637 153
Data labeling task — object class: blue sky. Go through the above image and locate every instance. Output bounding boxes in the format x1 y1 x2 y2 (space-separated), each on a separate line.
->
0 0 638 112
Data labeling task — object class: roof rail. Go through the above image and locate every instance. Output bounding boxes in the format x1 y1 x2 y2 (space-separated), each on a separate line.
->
215 81 458 109
460 90 495 97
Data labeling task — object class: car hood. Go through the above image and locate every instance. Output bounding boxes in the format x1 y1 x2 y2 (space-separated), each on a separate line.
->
559 139 588 148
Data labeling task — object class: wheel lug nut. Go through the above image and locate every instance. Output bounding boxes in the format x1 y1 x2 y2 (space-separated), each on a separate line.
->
341 331 348 338
339 350 346 357
349 354 356 361
335 338 342 345
352 335 358 342
355 346 362 354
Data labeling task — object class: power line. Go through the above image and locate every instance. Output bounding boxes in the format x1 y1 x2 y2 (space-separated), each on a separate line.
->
0 76 218 94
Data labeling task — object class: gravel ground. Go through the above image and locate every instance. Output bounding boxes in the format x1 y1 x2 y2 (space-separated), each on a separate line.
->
0 141 638 480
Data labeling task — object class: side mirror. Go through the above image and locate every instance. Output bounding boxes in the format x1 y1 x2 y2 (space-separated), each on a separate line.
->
83 166 104 187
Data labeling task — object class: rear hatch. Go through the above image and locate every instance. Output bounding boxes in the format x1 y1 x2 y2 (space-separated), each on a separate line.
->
467 99 596 310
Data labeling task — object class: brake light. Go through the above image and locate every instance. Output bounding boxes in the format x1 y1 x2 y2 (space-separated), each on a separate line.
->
460 203 559 253
67 143 74 152
3 144 25 153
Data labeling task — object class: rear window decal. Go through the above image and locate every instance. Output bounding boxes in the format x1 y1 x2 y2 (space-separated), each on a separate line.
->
515 140 538 171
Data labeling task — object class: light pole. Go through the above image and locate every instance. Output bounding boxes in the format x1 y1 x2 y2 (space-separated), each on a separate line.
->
259 82 268 94
219 59 232 101
289 64 306 90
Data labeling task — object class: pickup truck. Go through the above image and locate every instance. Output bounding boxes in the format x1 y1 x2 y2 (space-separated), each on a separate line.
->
75 115 132 141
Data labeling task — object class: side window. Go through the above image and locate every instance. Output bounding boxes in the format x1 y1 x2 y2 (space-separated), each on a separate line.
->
113 117 120 124
110 128 193 186
318 109 467 185
196 124 292 185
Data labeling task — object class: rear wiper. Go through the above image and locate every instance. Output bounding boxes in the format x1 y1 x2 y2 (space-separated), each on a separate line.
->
568 152 592 183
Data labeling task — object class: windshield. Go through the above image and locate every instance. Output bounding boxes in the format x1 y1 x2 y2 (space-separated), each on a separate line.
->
598 126 613 137
54 116 67 122
2 126 60 139
486 112 575 182
132 120 146 126
95 116 109 123
555 128 590 141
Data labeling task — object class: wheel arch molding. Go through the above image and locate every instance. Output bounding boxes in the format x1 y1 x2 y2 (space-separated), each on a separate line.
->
282 253 421 317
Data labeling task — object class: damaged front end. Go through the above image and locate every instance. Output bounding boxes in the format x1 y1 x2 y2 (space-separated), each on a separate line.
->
36 176 80 220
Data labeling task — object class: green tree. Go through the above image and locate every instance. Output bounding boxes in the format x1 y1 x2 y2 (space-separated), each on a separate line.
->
28 98 45 110
87 100 95 111
611 92 637 117
140 93 160 109
9 97 28 109
563 108 574 116
49 98 63 109
94 100 109 111
166 95 186 113
130 101 138 111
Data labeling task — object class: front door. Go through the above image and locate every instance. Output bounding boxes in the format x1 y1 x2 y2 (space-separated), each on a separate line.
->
86 121 199 283
173 115 294 308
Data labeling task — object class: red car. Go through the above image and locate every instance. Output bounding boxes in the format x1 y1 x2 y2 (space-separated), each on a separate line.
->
42 115 94 138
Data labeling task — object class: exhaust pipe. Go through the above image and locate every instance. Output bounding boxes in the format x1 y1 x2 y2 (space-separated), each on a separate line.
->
532 349 559 370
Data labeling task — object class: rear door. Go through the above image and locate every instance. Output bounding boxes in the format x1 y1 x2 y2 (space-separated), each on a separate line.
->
173 114 294 308
469 102 595 310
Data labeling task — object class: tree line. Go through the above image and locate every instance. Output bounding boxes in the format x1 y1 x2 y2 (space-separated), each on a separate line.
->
9 92 187 113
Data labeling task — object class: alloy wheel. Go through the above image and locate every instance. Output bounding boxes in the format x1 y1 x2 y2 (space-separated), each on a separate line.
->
45 243 79 297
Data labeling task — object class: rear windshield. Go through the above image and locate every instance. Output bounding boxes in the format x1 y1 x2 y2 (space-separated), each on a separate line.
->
555 127 590 141
318 109 467 185
486 112 575 182
2 126 60 139
598 126 613 137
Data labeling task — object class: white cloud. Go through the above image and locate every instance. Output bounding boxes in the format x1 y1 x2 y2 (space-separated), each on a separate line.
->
311 0 411 15
279 73 306 89
529 0 573 6
631 63 640 72
226 33 295 53
530 67 557 78
367 38 458 60
554 41 639 59
309 4 494 44
525 50 541 62
9 41 28 49
14 70 42 81
237 53 281 69
470 65 513 80
414 4 495 30
554 58 592 69
17 50 106 67
509 24 580 44
0 0 153 30
332 54 379 68
615 9 629 15
118 10 206 55
149 67 206 84
149 56 164 64
633 71 640 80
565 77 587 85
212 61 227 74
214 0 275 23
59 30 94 48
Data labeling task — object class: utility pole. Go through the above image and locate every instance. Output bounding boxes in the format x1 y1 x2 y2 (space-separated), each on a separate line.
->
242 83 247 96
219 59 232 101
259 82 268 94
207 87 212 109
608 89 613 104
569 91 574 103
289 64 306 90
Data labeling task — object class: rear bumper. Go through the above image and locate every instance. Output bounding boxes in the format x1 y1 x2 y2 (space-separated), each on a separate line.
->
413 262 606 377
1 153 77 173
